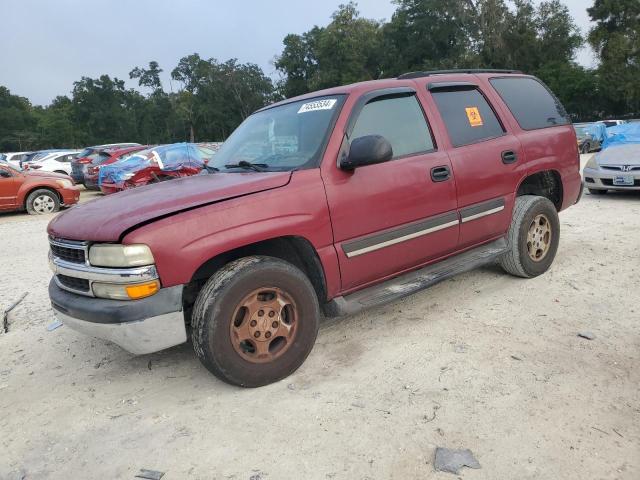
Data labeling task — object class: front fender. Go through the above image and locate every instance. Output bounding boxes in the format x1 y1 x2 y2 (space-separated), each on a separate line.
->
123 170 340 295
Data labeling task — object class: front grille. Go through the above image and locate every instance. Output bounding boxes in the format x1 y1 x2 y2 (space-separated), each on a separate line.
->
50 243 86 264
56 274 90 292
601 165 640 172
601 178 640 187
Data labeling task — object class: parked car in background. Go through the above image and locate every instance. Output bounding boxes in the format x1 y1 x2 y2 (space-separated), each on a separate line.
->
84 145 149 190
602 119 628 128
0 163 80 214
1 152 30 169
47 70 582 387
23 150 80 175
574 124 603 153
99 143 206 194
70 143 141 186
20 149 68 168
584 123 640 194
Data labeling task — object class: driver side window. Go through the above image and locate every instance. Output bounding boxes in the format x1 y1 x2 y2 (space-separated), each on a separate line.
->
351 95 435 159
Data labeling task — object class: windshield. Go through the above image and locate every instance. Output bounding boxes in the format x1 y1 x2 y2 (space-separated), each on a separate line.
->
210 95 345 172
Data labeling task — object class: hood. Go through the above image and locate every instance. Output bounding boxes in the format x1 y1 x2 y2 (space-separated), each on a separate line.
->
24 170 70 179
595 144 640 166
48 171 291 241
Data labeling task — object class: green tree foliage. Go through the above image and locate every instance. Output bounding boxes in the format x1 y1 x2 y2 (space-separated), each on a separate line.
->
588 0 640 115
276 3 382 94
381 0 478 74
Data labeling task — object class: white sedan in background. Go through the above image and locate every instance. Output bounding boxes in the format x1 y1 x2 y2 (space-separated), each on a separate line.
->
0 151 30 169
24 150 80 176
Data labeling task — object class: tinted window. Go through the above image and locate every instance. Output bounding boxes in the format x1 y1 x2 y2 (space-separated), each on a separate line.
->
490 77 570 130
351 95 434 158
431 88 504 147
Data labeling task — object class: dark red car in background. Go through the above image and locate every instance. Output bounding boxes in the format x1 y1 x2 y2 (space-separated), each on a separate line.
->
84 145 149 190
70 143 140 187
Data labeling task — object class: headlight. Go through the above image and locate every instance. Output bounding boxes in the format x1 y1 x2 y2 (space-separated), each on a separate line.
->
89 244 154 267
585 156 599 170
123 172 134 180
92 280 160 300
56 179 73 188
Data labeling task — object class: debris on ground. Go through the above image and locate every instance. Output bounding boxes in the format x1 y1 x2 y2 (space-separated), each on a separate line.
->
578 332 596 340
46 320 63 332
434 447 481 474
135 469 165 480
2 292 28 333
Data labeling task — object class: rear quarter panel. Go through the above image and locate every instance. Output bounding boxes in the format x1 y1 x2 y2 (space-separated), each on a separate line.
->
477 75 581 210
123 169 341 298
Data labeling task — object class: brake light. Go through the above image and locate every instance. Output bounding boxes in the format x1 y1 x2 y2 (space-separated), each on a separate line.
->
76 157 92 164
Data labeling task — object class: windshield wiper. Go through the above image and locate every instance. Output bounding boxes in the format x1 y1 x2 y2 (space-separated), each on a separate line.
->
224 160 268 172
202 164 219 173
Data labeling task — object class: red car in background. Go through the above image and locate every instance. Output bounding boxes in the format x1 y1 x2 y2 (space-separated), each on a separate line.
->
99 143 212 195
84 145 150 190
0 163 79 215
70 143 140 187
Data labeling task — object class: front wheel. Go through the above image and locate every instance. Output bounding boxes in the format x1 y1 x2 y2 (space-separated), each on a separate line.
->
25 189 60 215
499 195 560 278
191 256 320 387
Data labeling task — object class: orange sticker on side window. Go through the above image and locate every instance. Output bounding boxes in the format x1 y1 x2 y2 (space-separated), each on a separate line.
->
465 107 483 127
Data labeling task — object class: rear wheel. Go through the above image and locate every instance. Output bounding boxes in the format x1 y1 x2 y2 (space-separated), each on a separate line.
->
499 195 560 278
588 188 607 195
581 142 591 154
25 189 60 215
191 256 320 387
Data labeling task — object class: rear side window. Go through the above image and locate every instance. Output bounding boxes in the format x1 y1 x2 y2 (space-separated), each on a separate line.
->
489 77 570 130
351 95 434 158
431 88 504 147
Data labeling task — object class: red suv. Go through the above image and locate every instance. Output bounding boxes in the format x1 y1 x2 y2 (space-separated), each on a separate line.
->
47 70 582 387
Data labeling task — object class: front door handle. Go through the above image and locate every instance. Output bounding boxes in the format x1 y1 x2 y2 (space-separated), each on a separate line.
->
431 165 451 182
502 150 518 164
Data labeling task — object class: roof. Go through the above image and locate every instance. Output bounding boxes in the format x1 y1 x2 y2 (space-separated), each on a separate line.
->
260 70 530 112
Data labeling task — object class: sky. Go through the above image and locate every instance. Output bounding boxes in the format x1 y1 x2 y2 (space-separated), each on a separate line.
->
0 0 596 106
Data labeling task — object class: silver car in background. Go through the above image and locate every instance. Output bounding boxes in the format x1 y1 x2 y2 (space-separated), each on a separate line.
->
584 144 640 194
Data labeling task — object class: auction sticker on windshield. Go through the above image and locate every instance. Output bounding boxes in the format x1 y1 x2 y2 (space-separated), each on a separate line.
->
298 99 337 114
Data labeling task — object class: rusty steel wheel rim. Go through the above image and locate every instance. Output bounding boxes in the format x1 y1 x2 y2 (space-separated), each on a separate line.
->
229 287 298 364
527 213 552 262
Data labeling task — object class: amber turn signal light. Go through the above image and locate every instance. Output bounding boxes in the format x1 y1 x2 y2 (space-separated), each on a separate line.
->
125 280 160 300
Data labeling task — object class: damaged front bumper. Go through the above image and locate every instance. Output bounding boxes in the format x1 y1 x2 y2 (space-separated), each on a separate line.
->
49 280 187 354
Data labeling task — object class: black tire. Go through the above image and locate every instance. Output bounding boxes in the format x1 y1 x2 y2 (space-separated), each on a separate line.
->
25 189 60 215
581 143 591 154
191 256 320 387
499 195 560 278
588 188 607 195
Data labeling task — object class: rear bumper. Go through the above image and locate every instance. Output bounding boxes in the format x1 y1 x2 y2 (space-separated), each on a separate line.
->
49 280 187 354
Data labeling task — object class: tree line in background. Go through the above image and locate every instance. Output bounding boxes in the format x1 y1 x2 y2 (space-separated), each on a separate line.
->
1 0 638 152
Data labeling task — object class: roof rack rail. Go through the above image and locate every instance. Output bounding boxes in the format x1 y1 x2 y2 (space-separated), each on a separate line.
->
397 69 522 80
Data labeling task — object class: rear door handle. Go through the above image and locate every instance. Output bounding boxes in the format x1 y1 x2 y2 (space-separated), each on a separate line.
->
501 150 518 164
431 165 451 182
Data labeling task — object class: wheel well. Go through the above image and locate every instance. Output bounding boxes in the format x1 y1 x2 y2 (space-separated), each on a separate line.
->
53 170 68 175
23 186 62 208
182 236 328 325
517 171 563 210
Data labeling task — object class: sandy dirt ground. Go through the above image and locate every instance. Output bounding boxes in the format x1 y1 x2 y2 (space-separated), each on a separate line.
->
1 156 639 480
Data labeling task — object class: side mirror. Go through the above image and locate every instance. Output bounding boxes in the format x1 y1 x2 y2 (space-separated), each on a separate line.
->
340 135 393 170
